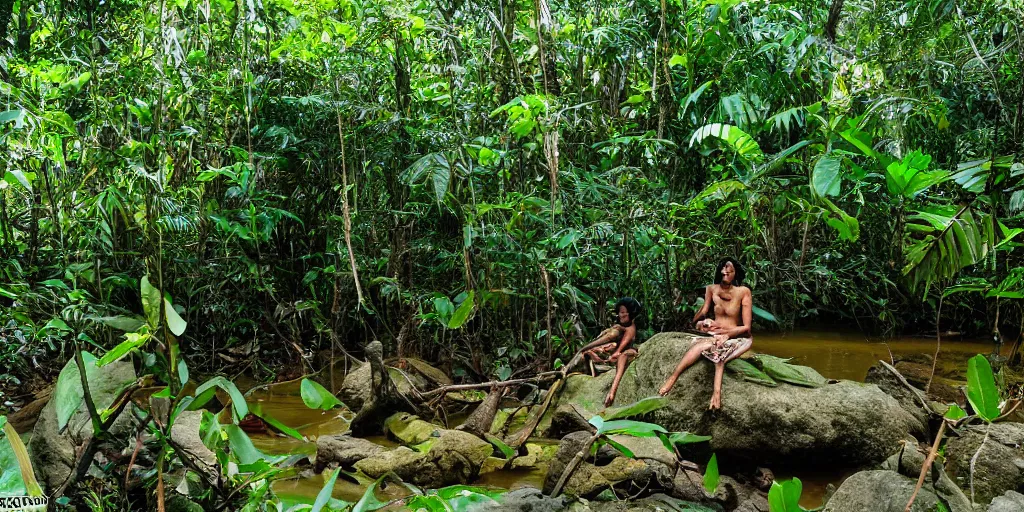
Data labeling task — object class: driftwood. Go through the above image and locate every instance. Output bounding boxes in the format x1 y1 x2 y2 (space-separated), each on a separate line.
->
457 386 504 438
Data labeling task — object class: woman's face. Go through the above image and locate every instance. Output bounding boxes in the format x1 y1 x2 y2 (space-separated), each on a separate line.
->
617 305 630 324
720 261 735 285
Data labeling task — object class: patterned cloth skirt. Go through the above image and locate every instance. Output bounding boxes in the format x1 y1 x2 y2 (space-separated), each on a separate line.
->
699 335 751 363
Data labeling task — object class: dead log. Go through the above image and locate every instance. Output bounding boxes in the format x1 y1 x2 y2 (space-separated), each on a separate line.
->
457 386 503 438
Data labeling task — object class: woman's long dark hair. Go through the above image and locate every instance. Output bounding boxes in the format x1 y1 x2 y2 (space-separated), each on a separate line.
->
614 297 643 327
714 258 745 286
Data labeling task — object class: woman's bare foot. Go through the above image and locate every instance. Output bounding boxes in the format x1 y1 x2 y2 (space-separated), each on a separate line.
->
708 390 722 410
604 391 616 407
658 381 675 396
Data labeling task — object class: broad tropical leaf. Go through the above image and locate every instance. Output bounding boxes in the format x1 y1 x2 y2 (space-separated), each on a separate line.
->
300 378 344 410
966 354 1000 422
767 477 803 512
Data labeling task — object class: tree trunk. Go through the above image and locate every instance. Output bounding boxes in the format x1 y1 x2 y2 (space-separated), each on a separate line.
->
825 0 844 42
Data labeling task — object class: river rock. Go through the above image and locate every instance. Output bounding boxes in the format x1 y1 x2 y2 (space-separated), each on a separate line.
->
315 434 386 471
944 423 1024 505
822 470 969 512
552 332 926 467
988 490 1024 511
864 362 930 429
480 488 718 512
352 428 492 487
29 359 137 491
169 410 216 467
542 431 666 498
338 359 447 411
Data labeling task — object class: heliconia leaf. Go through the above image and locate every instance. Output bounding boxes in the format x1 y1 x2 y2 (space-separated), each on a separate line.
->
601 397 669 420
300 378 344 410
311 468 341 512
966 354 1001 422
703 453 719 494
164 298 187 336
767 477 803 512
447 291 475 329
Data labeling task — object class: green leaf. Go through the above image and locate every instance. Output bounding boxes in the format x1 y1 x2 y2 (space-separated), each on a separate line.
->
667 432 713 446
689 123 762 162
249 404 303 441
140 276 162 329
2 170 33 192
601 397 669 420
191 377 248 422
55 352 99 431
164 298 187 336
726 359 779 386
311 468 341 512
944 404 966 421
603 438 635 458
0 110 27 130
752 305 779 324
767 477 803 512
97 332 150 367
966 354 1001 422
1 421 43 496
59 71 91 93
703 453 719 494
485 433 516 459
903 206 996 294
300 378 344 410
447 291 475 329
811 155 842 197
95 316 146 332
598 419 667 437
352 474 393 512
222 424 286 471
178 360 189 386
752 354 827 387
668 54 686 67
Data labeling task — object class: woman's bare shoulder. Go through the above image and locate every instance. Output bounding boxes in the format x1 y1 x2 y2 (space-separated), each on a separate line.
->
738 286 752 296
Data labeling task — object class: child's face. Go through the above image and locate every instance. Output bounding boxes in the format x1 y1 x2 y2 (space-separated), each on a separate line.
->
617 305 630 324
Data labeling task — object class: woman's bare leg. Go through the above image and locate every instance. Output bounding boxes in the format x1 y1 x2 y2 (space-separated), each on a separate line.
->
710 338 752 410
658 341 713 396
605 350 636 406
709 362 725 409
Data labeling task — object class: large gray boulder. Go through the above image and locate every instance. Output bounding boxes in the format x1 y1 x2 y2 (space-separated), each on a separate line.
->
28 359 136 491
944 423 1024 505
989 490 1024 512
822 470 969 512
552 332 926 467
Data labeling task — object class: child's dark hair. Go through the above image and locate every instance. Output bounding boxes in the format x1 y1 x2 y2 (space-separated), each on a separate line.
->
714 258 746 286
614 297 643 326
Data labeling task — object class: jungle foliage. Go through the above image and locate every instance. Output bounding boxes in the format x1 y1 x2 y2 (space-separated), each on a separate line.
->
1 0 1023 393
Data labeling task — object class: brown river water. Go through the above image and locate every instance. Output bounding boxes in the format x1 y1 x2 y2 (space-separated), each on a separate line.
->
247 330 999 509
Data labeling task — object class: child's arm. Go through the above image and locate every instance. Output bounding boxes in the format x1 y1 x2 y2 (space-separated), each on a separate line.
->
609 325 636 360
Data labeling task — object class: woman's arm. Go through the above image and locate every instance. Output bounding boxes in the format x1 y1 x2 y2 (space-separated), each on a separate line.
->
609 325 636 359
692 286 713 324
730 289 753 338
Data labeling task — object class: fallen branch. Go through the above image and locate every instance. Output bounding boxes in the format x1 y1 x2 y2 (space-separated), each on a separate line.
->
420 371 562 399
879 360 932 411
550 431 601 496
904 420 947 512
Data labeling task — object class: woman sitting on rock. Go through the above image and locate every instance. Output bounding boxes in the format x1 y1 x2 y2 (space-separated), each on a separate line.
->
659 258 753 410
575 297 643 407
